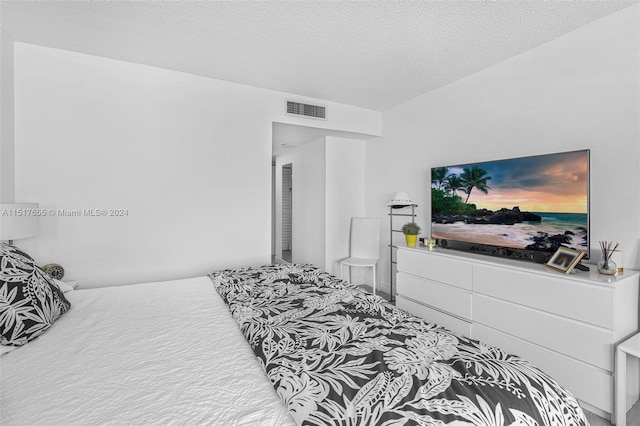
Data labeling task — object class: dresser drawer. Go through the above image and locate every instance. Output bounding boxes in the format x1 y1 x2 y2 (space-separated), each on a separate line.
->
473 294 613 371
397 296 471 337
397 249 472 290
472 324 612 413
474 264 613 329
397 272 472 320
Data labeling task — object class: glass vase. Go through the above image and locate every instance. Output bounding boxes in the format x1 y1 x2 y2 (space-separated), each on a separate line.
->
597 258 617 275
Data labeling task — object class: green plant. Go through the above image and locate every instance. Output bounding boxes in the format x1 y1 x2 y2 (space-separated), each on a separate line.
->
401 222 421 235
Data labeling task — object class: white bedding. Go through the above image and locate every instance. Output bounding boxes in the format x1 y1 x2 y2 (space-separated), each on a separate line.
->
0 277 295 426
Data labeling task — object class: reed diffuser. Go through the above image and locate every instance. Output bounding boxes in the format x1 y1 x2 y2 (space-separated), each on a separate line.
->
598 241 619 275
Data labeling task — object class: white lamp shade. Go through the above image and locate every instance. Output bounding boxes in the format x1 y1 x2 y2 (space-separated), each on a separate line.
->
387 191 416 207
0 203 39 241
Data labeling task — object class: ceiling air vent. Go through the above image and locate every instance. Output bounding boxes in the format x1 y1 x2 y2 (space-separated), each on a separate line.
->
286 100 326 120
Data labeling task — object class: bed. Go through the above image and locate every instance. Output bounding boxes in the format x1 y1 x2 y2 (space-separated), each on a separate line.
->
1 244 588 425
0 244 293 425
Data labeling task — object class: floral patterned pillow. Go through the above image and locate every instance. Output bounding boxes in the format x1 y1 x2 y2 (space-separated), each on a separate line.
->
0 242 71 348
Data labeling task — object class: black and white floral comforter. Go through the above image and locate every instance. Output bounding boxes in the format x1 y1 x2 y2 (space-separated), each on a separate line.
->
209 264 588 426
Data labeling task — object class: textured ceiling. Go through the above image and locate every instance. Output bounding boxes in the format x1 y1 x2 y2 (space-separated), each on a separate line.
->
1 0 636 112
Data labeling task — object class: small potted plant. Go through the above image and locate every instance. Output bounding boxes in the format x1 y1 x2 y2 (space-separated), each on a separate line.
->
401 222 421 247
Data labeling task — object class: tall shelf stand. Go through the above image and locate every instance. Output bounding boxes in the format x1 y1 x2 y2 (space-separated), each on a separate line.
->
388 204 416 302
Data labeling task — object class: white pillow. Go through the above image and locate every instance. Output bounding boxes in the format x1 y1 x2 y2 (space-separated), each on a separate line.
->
53 279 75 293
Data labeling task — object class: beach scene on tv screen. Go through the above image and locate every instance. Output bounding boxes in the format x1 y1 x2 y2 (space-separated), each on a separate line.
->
431 150 589 253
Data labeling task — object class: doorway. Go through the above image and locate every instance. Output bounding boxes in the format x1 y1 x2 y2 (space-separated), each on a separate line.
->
282 163 292 263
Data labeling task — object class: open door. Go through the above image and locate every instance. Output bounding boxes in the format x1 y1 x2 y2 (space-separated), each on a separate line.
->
282 163 292 263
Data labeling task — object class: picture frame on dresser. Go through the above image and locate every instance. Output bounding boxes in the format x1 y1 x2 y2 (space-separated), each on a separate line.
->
546 246 585 274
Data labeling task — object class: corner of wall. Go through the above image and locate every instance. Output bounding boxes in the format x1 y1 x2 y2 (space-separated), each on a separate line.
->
0 28 16 203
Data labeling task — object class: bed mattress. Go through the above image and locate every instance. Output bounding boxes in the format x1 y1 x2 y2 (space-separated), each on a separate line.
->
0 276 295 426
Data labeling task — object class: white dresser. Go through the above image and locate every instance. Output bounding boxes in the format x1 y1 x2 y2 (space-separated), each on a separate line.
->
396 246 640 419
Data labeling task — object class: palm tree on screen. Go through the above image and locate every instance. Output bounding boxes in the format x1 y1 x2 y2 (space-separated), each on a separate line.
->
443 175 464 196
460 165 492 203
431 167 448 190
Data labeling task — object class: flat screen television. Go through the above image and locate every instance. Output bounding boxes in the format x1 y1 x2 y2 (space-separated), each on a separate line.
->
431 149 590 262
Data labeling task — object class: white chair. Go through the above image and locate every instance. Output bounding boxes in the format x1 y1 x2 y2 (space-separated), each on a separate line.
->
340 217 381 295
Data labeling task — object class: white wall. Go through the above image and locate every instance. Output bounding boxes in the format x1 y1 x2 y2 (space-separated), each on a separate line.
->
325 137 366 277
367 5 640 294
13 43 381 287
0 29 15 202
